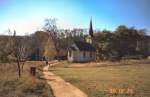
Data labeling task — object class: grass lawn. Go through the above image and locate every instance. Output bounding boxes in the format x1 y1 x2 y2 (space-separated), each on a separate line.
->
0 61 54 97
49 61 150 97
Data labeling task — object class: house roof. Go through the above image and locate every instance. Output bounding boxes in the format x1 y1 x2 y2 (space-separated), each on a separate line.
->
71 41 96 52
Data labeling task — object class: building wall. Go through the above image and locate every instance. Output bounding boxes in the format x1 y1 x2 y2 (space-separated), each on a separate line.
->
68 50 96 62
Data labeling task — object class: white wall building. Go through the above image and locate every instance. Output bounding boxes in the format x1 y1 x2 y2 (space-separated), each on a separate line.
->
68 41 96 62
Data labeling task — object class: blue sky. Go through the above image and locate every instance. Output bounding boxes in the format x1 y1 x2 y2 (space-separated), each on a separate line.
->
0 0 150 35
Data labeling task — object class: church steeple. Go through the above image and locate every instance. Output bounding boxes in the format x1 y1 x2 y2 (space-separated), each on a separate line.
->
89 18 94 37
86 18 94 44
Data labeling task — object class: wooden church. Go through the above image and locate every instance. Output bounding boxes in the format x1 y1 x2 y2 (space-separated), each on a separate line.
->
67 19 96 62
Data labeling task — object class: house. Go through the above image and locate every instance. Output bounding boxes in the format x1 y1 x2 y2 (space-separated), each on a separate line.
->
68 41 96 62
67 19 96 62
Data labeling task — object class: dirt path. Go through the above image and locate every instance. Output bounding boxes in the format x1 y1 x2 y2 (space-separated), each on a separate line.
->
43 65 88 97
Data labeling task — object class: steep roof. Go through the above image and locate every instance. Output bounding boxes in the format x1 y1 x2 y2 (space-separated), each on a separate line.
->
73 41 96 52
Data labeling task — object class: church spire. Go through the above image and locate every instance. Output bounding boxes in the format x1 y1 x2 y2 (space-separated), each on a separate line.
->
86 18 94 44
89 18 94 37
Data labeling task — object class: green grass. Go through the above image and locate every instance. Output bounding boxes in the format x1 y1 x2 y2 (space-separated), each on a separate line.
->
49 61 150 97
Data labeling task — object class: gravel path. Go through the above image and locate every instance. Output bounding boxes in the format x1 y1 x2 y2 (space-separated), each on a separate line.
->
43 65 88 97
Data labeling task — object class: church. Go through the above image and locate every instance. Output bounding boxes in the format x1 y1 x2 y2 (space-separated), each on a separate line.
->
67 19 96 62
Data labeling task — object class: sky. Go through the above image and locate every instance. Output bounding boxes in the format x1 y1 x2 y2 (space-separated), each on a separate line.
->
0 0 150 35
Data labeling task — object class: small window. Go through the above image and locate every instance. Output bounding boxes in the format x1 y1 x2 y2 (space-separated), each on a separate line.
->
83 52 86 58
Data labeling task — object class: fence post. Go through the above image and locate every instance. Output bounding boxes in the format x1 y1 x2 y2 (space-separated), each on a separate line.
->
30 67 36 76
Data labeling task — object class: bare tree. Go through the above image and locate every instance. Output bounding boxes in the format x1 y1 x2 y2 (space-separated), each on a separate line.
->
0 29 14 62
13 31 29 77
43 18 60 59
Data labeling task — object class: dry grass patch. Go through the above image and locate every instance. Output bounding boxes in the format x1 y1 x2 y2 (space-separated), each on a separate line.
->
0 61 54 97
49 61 150 97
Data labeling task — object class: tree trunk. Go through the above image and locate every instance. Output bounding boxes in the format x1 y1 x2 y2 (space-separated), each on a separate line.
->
21 62 25 72
17 58 21 78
